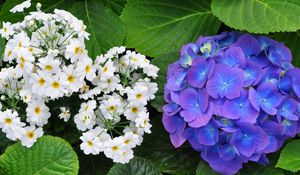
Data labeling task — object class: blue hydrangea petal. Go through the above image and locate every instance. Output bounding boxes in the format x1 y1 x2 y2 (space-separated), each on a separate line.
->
163 103 181 116
166 68 187 91
219 47 246 68
268 44 292 68
232 34 261 56
187 58 215 88
282 119 298 137
222 90 259 123
278 98 298 121
189 102 214 128
195 121 218 146
279 75 292 92
179 88 209 112
220 144 237 161
244 60 263 87
207 64 245 99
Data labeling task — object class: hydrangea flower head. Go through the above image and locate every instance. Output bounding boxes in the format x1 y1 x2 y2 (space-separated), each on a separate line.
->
163 32 300 175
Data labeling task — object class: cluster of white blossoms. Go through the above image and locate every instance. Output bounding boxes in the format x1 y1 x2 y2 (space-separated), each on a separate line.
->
0 1 159 164
77 47 159 163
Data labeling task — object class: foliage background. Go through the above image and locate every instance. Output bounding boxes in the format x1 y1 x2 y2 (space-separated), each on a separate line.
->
0 0 300 174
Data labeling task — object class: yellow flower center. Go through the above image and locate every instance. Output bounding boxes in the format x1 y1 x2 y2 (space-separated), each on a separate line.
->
108 105 116 113
67 75 75 82
136 93 143 100
5 118 12 124
28 47 33 52
45 65 53 71
3 27 7 32
103 67 108 73
7 50 12 57
26 131 34 139
87 141 93 147
52 81 60 89
112 146 119 152
131 107 138 113
124 139 130 145
74 47 83 54
85 65 91 73
38 78 46 86
34 107 41 115
18 41 22 48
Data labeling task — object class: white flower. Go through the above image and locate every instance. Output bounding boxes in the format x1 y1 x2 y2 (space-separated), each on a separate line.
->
99 59 115 80
76 57 96 81
20 126 43 148
38 56 60 73
104 137 125 160
79 100 97 114
114 148 134 164
0 109 25 140
135 79 158 100
30 70 50 96
126 85 149 105
143 64 159 78
46 75 67 99
123 132 139 148
0 22 15 40
80 131 102 155
135 112 152 134
58 107 71 122
99 95 124 120
12 32 30 51
19 88 32 103
10 0 31 13
74 111 96 131
61 65 84 92
123 124 144 145
65 39 86 63
26 99 51 126
124 104 146 121
3 41 16 63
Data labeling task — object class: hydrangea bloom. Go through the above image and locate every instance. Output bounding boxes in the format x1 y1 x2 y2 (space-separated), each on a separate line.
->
163 32 300 174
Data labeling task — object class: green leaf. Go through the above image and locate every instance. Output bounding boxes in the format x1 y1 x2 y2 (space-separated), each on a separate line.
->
102 0 127 15
0 131 13 154
121 0 221 57
78 152 114 175
68 0 125 58
196 160 218 175
107 157 162 175
151 51 179 111
239 162 283 175
276 140 300 172
135 116 200 175
0 135 79 175
211 0 300 34
272 31 300 67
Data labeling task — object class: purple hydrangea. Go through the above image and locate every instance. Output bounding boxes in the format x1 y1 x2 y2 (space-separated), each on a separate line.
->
163 32 300 175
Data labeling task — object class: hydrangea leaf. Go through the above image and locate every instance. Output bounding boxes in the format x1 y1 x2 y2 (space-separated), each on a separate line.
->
107 157 162 175
273 31 300 67
102 0 127 15
68 0 125 58
135 116 200 174
239 162 283 175
121 0 221 57
211 0 300 34
0 136 79 175
77 149 114 175
151 51 179 112
196 160 218 175
276 140 300 172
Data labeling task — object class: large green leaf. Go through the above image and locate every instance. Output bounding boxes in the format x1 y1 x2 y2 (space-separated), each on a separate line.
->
273 31 300 67
0 135 79 175
121 0 221 57
211 0 300 34
276 140 300 172
102 0 127 15
68 0 125 58
107 157 162 175
135 116 200 175
196 160 218 175
151 51 179 112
